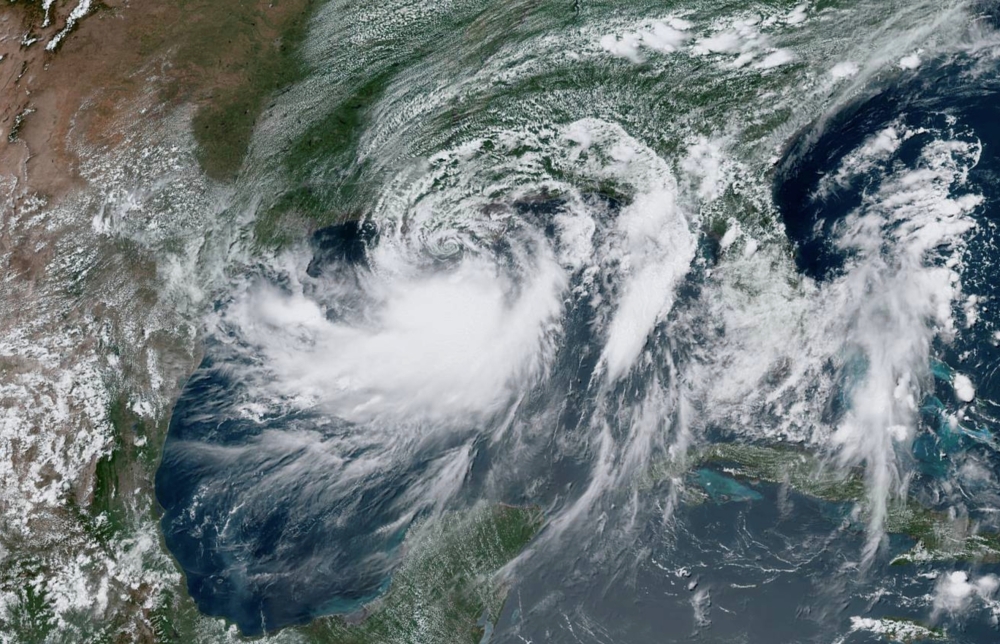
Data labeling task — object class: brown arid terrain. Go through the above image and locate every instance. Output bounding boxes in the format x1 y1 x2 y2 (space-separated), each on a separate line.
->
1 0 315 196
0 0 316 640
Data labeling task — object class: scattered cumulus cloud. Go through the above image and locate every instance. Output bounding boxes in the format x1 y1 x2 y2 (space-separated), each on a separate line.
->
785 4 809 25
695 30 743 54
953 373 976 403
681 137 729 201
831 61 860 79
601 18 691 61
600 32 644 63
933 571 999 619
600 13 812 74
641 22 689 53
899 51 923 69
754 49 794 69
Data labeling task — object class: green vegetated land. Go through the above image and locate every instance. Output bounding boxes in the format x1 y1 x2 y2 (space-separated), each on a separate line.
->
183 0 320 182
301 504 543 644
0 394 169 643
684 442 1000 565
146 503 544 644
252 68 398 248
181 0 406 248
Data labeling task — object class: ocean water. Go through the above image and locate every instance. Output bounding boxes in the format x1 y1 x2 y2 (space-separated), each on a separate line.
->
155 1 1000 640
